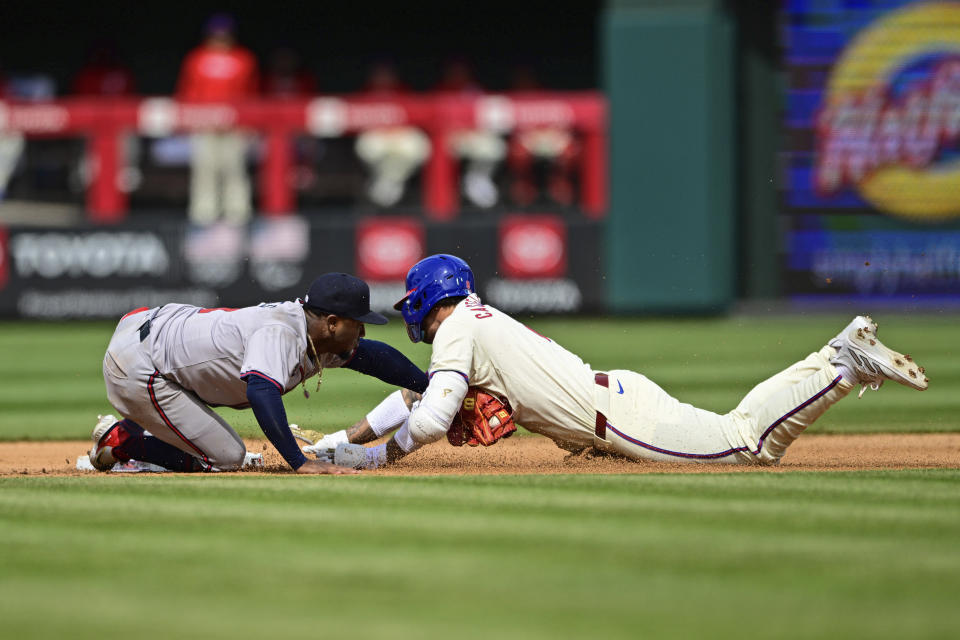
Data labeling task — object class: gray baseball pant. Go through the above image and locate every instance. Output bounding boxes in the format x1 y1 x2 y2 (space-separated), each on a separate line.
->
102 309 247 471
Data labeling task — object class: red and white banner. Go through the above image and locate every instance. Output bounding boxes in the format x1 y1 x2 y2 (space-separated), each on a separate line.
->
355 218 425 281
498 215 567 279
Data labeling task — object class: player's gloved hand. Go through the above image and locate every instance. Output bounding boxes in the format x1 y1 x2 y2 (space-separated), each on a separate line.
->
303 429 350 458
333 443 388 470
289 424 326 446
447 388 517 447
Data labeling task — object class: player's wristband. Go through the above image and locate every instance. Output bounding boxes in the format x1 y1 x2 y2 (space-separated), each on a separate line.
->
366 390 411 437
367 443 388 469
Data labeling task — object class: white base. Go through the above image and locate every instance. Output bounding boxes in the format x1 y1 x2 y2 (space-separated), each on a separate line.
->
76 451 264 473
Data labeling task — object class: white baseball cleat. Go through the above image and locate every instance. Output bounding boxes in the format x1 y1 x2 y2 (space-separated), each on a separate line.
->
831 314 879 343
91 414 119 443
829 316 929 398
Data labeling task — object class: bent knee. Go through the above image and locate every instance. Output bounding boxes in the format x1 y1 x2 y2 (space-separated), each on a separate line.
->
211 442 247 471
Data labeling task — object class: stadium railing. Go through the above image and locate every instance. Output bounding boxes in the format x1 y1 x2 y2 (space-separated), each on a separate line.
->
0 93 607 222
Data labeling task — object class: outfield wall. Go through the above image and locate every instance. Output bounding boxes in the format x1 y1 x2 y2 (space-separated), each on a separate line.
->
602 0 736 314
0 215 603 319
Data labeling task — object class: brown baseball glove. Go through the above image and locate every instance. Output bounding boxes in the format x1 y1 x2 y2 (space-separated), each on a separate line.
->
447 388 517 447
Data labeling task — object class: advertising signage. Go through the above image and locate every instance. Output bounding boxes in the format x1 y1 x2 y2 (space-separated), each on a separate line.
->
783 0 960 302
0 216 604 319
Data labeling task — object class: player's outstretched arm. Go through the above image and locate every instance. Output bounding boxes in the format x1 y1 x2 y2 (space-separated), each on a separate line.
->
310 426 418 470
344 339 428 393
303 388 420 455
305 388 430 470
245 375 357 473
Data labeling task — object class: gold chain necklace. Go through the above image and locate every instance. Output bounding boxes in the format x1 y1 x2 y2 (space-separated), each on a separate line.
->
303 332 323 398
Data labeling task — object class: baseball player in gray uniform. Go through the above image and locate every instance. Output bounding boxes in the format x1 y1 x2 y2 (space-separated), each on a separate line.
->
91 272 428 474
305 254 929 469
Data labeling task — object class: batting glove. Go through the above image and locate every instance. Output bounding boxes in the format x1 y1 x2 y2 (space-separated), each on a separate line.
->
334 443 388 470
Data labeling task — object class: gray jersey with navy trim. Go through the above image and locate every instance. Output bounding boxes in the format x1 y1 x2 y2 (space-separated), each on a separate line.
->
146 302 347 408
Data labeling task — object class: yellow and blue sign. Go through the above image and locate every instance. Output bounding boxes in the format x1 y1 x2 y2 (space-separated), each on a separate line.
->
788 0 960 221
784 1 960 303
818 2 960 220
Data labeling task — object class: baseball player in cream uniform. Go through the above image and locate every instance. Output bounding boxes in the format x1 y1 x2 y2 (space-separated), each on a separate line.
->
93 272 428 474
306 255 928 469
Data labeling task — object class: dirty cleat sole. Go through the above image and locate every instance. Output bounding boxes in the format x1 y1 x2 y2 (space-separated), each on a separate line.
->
830 317 928 397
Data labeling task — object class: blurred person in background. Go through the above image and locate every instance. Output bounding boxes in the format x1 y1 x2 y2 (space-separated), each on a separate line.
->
262 45 321 193
70 39 141 195
262 46 317 98
354 59 430 208
434 58 505 209
71 39 137 97
177 13 259 226
0 64 57 202
506 64 579 207
0 66 25 202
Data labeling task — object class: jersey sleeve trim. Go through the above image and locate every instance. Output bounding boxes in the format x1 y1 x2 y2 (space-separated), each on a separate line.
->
429 369 469 384
240 370 283 392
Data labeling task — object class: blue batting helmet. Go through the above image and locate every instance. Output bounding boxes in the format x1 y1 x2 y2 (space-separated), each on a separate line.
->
393 254 475 342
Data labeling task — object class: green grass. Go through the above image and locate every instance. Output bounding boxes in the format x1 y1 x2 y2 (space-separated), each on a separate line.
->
1 315 958 638
0 314 956 439
2 471 959 639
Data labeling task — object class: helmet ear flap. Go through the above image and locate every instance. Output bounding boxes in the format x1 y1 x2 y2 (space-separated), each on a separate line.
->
405 322 422 343
399 288 428 339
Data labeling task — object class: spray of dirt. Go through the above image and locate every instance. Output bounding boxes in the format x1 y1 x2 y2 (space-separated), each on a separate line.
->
2 433 959 477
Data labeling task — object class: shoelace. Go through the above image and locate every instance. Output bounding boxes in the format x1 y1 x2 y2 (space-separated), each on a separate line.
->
858 380 883 399
853 319 882 399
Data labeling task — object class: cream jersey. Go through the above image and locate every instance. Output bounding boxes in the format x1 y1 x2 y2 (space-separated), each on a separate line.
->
428 294 597 447
146 302 349 408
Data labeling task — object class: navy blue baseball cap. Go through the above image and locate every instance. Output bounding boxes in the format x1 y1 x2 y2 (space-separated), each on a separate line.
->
303 273 388 325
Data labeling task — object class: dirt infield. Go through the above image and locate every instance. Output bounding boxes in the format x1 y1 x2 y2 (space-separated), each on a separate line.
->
2 433 960 476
